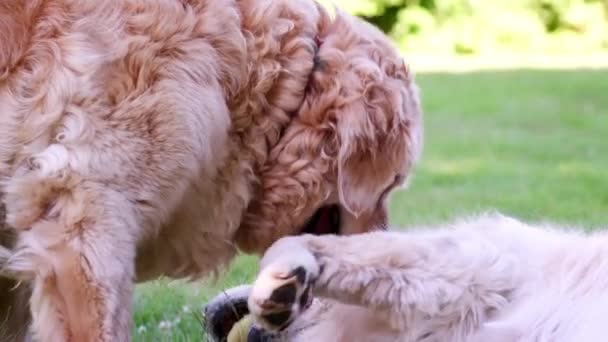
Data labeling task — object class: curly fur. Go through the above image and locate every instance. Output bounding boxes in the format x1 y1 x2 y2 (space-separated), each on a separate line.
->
0 0 422 340
235 11 422 251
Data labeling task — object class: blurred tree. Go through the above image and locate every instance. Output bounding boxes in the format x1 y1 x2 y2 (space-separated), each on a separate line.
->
328 0 608 54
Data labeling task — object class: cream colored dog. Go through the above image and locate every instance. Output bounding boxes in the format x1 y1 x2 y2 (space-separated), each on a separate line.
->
206 213 608 341
0 0 421 340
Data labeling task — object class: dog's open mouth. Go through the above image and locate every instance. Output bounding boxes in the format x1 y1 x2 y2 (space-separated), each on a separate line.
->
300 204 340 235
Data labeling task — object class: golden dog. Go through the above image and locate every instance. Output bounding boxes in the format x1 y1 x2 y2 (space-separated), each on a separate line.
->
0 0 422 340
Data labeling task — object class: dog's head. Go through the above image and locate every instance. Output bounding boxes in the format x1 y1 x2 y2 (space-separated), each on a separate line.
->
235 10 422 253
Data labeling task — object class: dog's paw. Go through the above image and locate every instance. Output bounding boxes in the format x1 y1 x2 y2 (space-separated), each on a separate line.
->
248 237 319 331
248 264 316 331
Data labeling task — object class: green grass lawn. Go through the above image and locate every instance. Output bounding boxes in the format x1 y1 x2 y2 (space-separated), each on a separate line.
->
133 67 608 341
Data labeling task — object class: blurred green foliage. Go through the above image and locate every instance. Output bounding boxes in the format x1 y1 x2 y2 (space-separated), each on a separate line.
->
324 0 608 54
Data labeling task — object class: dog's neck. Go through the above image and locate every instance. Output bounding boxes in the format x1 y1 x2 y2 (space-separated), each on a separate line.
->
215 1 330 253
225 0 327 172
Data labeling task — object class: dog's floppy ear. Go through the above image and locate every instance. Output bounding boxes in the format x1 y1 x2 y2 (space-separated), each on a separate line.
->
334 70 414 218
335 100 394 218
337 147 384 218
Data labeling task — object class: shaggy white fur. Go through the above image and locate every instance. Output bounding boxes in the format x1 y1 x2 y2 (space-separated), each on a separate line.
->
246 213 608 341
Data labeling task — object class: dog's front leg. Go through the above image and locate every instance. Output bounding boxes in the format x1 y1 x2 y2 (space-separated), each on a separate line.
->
249 231 520 338
2 188 137 342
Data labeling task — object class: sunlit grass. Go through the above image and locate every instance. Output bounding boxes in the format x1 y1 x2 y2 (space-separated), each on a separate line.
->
134 67 608 340
407 53 608 72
